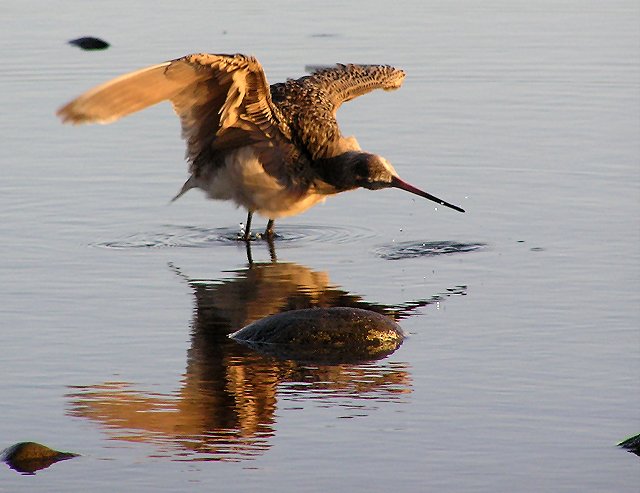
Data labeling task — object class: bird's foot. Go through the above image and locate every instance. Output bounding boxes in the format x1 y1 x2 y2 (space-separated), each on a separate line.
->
236 231 276 242
253 231 276 241
264 219 275 239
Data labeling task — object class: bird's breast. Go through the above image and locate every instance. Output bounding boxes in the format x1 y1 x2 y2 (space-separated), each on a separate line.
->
197 146 328 219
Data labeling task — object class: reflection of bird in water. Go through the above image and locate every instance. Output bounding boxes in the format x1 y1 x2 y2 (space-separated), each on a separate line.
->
57 53 464 240
181 260 457 332
69 260 464 461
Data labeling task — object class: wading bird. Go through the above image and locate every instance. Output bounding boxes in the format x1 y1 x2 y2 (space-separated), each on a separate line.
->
57 53 464 240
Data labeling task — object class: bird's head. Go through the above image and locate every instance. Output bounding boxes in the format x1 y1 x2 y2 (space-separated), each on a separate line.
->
344 153 465 213
349 153 399 190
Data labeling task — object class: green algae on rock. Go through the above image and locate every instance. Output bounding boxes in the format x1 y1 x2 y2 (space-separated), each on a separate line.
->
618 433 640 457
1 441 78 474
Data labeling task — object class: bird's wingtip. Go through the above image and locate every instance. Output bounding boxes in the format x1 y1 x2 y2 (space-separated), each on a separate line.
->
56 103 82 124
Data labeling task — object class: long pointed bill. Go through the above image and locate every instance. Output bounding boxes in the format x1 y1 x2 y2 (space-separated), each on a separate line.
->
391 176 465 213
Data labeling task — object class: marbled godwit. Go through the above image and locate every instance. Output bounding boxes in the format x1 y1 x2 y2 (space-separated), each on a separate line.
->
57 53 464 240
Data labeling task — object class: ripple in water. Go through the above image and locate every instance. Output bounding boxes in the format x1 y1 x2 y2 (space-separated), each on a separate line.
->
275 224 376 244
376 241 486 260
94 223 377 249
94 225 239 249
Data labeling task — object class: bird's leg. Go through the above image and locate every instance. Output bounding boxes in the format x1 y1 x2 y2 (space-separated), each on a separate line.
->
243 210 253 242
245 240 254 266
264 219 275 238
267 235 277 263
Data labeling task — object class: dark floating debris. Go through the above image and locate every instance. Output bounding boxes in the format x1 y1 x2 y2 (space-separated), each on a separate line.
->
230 307 405 364
68 36 110 50
618 433 640 457
1 441 78 474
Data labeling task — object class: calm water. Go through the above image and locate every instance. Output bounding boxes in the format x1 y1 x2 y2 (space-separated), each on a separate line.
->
1 1 638 491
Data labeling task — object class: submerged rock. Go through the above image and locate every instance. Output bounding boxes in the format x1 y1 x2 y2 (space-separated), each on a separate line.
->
230 307 405 364
68 37 110 50
1 441 78 474
618 433 640 457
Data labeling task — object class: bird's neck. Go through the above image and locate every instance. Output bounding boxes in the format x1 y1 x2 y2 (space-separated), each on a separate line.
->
314 152 366 192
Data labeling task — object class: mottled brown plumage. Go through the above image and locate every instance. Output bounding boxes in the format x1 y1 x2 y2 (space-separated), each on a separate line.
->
57 53 463 240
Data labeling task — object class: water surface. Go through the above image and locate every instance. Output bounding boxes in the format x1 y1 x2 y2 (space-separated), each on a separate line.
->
1 1 638 491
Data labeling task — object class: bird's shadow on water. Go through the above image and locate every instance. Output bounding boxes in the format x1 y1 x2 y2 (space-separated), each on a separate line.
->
65 257 468 462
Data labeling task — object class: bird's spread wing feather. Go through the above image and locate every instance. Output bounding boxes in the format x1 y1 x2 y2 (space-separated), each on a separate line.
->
307 63 405 113
56 61 181 124
57 53 289 165
275 64 405 160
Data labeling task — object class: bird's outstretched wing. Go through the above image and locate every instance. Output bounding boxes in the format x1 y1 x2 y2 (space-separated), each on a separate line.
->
57 53 289 163
306 63 405 113
274 64 405 160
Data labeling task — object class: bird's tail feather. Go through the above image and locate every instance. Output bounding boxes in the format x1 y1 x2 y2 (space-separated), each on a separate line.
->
171 176 196 202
